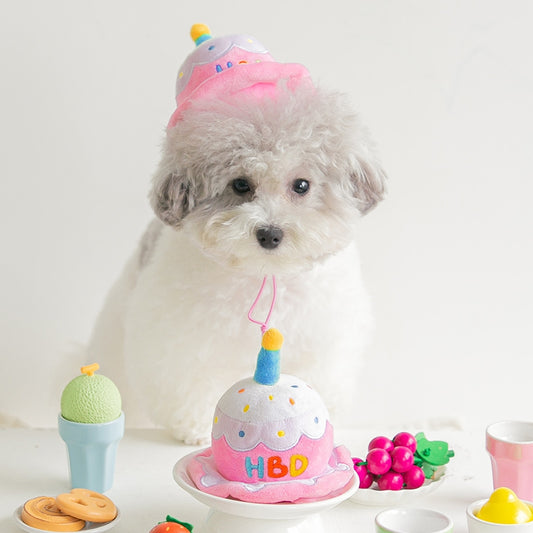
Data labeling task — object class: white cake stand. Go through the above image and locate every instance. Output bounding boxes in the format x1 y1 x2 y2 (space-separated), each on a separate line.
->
173 450 357 533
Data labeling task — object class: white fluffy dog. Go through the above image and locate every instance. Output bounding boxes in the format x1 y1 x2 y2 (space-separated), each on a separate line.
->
87 28 386 444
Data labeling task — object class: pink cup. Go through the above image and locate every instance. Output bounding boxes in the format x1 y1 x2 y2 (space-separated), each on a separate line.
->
486 421 533 501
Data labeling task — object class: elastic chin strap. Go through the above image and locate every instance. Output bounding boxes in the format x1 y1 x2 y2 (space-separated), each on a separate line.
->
247 275 277 334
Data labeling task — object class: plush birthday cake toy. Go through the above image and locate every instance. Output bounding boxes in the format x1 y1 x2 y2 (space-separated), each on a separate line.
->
187 328 356 504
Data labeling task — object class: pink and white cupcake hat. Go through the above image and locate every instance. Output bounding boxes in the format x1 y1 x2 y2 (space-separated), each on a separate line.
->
167 24 313 128
186 326 356 503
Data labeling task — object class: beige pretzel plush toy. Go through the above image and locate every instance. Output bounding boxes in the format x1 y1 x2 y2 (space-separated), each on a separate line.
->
21 496 85 532
21 489 117 531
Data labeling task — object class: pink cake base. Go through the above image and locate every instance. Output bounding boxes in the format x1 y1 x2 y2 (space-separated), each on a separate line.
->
212 423 334 483
187 444 355 504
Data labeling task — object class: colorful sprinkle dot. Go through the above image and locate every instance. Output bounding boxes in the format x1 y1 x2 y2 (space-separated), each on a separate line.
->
277 430 285 437
216 64 223 73
289 398 295 406
291 385 299 388
243 405 250 413
208 45 215 50
239 430 245 437
314 417 319 424
214 416 218 424
238 60 248 64
238 389 245 394
268 395 274 401
178 72 184 79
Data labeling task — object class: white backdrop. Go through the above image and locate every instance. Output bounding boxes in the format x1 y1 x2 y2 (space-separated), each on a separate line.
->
1 1 532 432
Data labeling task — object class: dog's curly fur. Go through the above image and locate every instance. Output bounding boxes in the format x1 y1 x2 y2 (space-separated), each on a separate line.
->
87 85 386 444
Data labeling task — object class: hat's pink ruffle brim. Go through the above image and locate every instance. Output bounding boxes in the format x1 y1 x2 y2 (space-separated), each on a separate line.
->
167 62 313 129
186 444 356 504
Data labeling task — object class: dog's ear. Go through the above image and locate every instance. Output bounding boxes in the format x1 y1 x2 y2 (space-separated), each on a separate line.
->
150 171 191 226
350 149 387 215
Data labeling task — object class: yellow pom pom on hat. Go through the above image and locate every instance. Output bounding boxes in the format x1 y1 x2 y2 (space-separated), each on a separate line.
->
190 23 212 46
262 328 283 351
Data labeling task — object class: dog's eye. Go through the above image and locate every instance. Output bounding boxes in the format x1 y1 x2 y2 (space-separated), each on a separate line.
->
292 179 310 195
232 178 252 195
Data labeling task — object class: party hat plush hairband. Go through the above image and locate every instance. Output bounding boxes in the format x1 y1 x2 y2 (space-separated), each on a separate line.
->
167 24 314 128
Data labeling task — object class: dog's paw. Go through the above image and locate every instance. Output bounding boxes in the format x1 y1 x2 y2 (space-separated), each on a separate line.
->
184 434 210 447
168 426 210 446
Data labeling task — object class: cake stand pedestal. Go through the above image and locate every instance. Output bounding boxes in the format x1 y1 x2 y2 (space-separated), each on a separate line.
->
173 451 357 533
202 508 324 533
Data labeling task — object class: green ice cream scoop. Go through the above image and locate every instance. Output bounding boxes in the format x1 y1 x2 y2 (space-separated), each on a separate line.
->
61 363 121 423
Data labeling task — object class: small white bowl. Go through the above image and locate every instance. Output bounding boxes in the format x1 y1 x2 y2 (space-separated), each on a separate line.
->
375 508 453 533
467 500 533 533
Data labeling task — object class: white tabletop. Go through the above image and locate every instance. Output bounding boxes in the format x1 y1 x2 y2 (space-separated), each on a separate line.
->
0 426 493 532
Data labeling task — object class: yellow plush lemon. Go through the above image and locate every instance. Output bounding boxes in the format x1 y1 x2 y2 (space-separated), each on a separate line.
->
476 488 533 524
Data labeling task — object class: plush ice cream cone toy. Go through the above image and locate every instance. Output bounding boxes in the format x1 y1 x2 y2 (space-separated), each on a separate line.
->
58 364 124 492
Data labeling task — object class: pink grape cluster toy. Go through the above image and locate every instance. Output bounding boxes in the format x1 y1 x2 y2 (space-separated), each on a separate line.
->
352 432 426 491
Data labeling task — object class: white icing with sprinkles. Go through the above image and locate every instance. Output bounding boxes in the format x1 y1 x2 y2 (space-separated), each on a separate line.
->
212 373 329 451
175 33 270 98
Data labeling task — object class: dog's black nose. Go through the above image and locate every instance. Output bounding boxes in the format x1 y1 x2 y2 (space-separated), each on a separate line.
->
256 226 284 249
